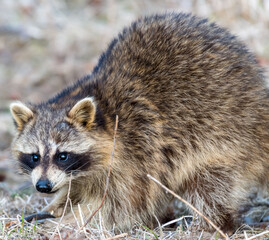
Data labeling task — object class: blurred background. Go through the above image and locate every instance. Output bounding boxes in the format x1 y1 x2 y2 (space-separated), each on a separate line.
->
0 0 269 190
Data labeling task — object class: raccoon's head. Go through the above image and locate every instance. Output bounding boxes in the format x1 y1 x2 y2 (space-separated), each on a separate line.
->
10 97 112 194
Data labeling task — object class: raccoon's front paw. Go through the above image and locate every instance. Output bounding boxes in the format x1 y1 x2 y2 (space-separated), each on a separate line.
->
42 205 65 218
51 207 65 218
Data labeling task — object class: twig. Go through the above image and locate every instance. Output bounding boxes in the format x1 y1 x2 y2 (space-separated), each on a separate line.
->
50 173 73 240
147 174 229 240
247 230 269 240
77 115 119 232
56 227 63 240
198 229 204 240
154 214 163 239
78 203 89 237
161 215 193 228
69 198 80 229
244 230 248 240
59 172 73 223
105 233 128 240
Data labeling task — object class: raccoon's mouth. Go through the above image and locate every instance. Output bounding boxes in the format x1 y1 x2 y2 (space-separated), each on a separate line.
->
49 189 59 194
37 189 59 194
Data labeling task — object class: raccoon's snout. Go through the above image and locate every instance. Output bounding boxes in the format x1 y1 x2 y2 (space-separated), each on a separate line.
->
36 179 52 193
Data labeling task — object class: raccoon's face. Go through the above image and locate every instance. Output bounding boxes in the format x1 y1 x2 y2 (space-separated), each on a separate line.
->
10 97 112 194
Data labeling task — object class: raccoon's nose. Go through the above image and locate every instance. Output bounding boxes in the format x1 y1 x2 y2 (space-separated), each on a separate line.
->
36 179 52 193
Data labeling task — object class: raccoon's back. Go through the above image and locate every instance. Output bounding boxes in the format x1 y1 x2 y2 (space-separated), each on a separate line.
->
88 13 269 127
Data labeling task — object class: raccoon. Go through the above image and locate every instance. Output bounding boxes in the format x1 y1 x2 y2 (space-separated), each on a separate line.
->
10 13 269 232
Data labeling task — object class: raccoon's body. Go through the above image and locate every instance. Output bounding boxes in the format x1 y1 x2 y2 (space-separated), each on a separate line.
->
10 13 269 231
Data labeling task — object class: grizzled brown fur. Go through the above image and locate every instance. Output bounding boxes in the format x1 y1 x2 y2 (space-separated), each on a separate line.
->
10 13 269 232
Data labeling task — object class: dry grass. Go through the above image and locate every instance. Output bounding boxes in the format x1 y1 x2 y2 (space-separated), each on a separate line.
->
1 181 269 239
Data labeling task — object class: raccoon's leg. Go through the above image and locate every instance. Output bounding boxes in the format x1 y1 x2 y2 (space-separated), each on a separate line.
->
59 204 92 226
182 165 249 232
42 185 69 217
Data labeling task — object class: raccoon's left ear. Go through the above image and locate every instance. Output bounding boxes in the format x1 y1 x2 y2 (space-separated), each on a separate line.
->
10 102 34 131
67 97 96 128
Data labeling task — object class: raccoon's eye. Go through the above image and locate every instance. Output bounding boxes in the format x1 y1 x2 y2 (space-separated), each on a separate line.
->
58 152 69 162
31 154 40 162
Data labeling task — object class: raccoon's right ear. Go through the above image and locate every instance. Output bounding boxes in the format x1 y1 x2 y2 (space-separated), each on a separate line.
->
67 97 96 129
10 102 34 131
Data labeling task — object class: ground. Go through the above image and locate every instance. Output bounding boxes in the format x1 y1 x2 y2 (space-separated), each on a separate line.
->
1 0 269 239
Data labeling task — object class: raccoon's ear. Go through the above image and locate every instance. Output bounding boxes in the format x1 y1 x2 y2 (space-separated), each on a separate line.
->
10 102 34 131
68 97 96 128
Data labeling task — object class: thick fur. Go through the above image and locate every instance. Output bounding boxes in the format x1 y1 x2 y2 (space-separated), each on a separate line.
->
10 13 269 232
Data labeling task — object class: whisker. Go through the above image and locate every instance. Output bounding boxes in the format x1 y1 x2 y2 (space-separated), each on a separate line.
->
70 161 90 172
18 163 32 174
16 184 34 192
50 159 82 186
52 175 65 190
63 160 81 172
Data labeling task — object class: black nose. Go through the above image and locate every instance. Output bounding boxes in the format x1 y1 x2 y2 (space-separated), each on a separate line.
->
36 179 52 193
